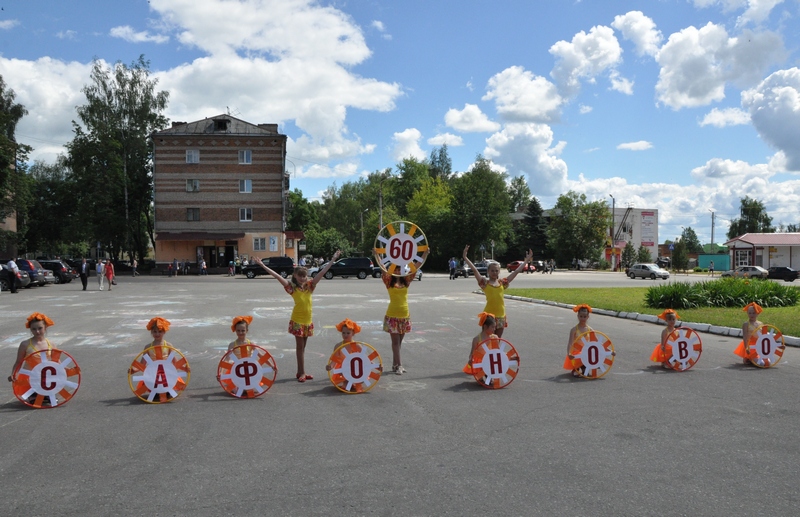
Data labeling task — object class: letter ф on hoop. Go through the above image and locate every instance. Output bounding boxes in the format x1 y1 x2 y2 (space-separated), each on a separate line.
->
12 349 81 408
217 345 278 398
374 221 428 276
128 345 191 403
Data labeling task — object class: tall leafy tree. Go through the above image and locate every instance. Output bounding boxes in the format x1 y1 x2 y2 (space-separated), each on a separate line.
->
25 158 83 255
428 145 452 181
0 75 32 251
393 157 429 216
621 241 636 269
727 196 775 238
681 226 703 253
69 56 169 262
286 188 319 231
636 245 653 263
672 239 689 271
406 177 453 265
546 191 611 266
507 175 531 212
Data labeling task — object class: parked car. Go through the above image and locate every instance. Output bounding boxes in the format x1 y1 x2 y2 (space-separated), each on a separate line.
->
0 264 31 291
13 259 47 287
627 263 670 280
506 261 534 273
767 266 798 282
242 256 295 279
458 260 489 278
39 259 76 284
720 266 769 279
310 257 373 280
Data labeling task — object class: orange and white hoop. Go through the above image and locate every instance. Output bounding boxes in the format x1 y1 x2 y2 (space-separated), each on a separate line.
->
217 345 277 398
374 221 428 276
665 327 703 371
569 331 615 379
327 341 383 393
746 324 785 368
12 349 81 408
470 336 520 389
128 345 191 403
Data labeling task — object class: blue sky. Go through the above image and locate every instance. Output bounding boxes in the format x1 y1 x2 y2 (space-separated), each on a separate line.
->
2 0 800 245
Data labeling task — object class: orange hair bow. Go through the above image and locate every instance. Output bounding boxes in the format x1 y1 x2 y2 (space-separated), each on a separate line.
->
26 312 54 328
146 317 171 332
573 304 592 313
478 312 495 326
658 309 680 320
231 315 254 332
742 302 763 315
335 318 361 334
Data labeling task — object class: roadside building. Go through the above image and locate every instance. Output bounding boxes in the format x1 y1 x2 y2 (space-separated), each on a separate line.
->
724 233 800 268
607 208 659 268
152 115 291 270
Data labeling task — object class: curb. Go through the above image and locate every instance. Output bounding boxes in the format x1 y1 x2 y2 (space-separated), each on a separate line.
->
502 294 800 347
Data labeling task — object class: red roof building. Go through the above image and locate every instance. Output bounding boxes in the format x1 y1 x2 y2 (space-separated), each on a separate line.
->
723 233 800 269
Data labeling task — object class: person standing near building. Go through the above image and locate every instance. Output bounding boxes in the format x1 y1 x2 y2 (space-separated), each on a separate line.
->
97 260 106 290
709 261 714 277
132 258 138 277
449 257 457 280
104 260 115 291
79 258 90 290
6 259 19 294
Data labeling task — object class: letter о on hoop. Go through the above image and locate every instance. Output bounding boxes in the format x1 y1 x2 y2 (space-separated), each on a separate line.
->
470 337 520 389
746 324 786 368
374 221 428 276
128 345 191 403
665 327 702 371
217 345 278 398
12 349 81 408
569 331 615 379
328 342 383 393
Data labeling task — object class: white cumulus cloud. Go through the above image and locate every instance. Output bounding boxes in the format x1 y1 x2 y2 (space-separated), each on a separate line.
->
483 66 564 123
427 133 463 146
109 25 170 44
699 107 751 126
617 141 653 151
549 25 623 97
609 70 634 95
444 103 500 132
612 11 663 57
0 19 20 30
392 128 426 161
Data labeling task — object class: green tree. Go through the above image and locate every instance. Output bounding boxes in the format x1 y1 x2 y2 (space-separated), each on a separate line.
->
0 75 32 250
286 189 319 231
304 226 353 259
70 56 169 262
24 158 83 255
621 241 636 268
406 177 453 265
428 145 452 181
681 227 703 254
507 175 531 212
727 196 775 239
672 239 688 271
393 158 429 216
546 191 611 266
636 245 653 263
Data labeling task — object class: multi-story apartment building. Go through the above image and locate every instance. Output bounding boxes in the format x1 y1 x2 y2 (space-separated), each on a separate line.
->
153 115 290 268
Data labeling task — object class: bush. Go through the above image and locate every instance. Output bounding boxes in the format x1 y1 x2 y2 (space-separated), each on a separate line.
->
597 259 610 270
645 277 799 309
693 267 704 273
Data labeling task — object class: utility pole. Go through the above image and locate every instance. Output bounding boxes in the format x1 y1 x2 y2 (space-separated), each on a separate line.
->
609 194 615 271
709 210 715 253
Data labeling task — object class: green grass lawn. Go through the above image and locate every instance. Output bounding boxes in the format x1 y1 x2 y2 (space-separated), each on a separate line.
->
506 287 800 337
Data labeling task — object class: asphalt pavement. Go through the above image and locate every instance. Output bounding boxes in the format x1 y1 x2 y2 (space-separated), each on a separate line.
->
1 272 797 516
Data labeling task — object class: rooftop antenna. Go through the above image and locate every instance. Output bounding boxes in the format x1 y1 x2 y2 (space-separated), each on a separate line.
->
226 106 241 117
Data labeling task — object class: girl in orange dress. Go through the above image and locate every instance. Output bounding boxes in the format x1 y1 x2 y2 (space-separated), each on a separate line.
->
734 302 763 365
326 318 361 372
254 251 340 382
228 315 254 351
650 309 680 369
464 312 497 375
8 312 56 383
563 304 592 377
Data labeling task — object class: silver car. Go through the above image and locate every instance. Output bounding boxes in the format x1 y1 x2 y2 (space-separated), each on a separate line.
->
628 263 670 280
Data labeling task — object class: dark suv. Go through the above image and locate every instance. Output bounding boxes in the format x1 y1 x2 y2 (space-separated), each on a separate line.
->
243 256 295 279
39 260 76 284
313 257 373 280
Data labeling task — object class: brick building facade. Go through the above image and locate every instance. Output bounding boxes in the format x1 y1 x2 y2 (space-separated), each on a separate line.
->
153 115 290 268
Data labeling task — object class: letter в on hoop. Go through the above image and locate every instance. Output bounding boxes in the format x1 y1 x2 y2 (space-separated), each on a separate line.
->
373 220 428 277
327 341 383 393
217 345 277 398
128 345 191 403
664 327 702 371
470 336 520 389
12 349 81 408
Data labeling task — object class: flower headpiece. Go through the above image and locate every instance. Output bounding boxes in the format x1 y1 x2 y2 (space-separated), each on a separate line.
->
146 317 171 332
573 304 592 313
658 309 680 321
231 315 254 332
742 302 763 315
26 312 54 328
478 312 496 326
335 318 361 334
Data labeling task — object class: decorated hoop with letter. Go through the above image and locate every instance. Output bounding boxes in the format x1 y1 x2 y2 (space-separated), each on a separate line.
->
374 221 428 276
217 345 277 398
746 324 785 368
327 341 383 393
470 336 520 389
665 327 703 371
12 349 81 408
568 331 615 379
128 345 191 403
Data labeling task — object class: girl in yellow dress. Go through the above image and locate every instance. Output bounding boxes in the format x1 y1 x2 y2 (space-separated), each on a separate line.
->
650 309 680 369
564 304 592 376
734 302 764 365
377 249 428 374
254 251 340 382
462 245 532 338
8 312 56 383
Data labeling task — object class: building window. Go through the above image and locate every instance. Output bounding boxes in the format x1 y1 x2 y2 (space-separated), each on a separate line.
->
186 150 199 163
239 179 252 193
214 119 229 132
187 208 200 221
239 208 253 222
253 238 266 251
286 238 294 249
238 150 252 164
186 179 200 192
